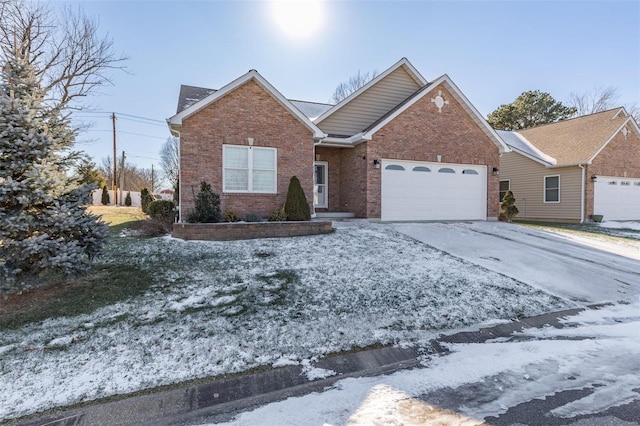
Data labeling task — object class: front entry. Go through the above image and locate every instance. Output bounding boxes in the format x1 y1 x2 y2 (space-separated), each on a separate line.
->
314 162 328 208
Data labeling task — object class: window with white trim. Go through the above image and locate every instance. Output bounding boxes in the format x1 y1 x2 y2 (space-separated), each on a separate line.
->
223 145 276 193
544 175 560 203
499 180 510 202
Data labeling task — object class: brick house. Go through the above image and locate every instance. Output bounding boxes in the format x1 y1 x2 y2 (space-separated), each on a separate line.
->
498 108 640 222
167 58 509 221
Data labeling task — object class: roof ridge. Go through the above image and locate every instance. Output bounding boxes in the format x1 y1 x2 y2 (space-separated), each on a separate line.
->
519 107 625 132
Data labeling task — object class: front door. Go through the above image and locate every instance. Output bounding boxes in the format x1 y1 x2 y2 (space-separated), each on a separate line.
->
314 162 328 208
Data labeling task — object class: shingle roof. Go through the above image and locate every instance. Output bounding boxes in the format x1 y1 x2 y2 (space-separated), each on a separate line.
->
517 108 629 165
175 84 332 121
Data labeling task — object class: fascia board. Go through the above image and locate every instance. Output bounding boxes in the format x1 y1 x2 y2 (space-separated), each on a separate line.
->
313 58 428 125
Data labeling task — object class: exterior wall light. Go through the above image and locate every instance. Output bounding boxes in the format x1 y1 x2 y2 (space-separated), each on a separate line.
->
492 167 499 175
591 174 597 182
373 159 380 169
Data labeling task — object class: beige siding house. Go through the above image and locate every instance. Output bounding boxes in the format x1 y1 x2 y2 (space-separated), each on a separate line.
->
498 108 640 222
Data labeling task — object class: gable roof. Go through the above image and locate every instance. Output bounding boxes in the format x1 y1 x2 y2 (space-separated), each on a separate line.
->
358 74 509 152
313 57 428 126
176 85 217 114
167 70 326 139
515 108 639 166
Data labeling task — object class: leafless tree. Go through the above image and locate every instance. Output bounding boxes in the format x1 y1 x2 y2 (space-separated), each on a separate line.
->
569 85 639 122
0 0 126 112
330 69 378 104
159 136 179 192
100 156 155 193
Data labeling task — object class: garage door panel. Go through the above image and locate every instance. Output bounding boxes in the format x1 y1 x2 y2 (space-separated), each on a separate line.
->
594 177 640 221
381 160 487 221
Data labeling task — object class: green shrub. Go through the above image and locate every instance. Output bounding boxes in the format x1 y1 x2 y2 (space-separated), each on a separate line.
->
268 206 287 222
223 209 241 222
124 191 132 206
186 181 221 223
101 185 110 205
140 188 153 213
284 176 311 221
243 213 261 222
499 190 519 222
147 200 176 221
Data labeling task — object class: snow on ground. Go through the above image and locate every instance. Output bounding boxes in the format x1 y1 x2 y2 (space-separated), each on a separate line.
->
392 221 640 303
0 222 569 421
206 300 640 426
599 220 640 232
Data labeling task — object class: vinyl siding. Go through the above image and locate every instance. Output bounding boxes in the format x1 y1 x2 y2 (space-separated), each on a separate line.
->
500 152 583 221
317 67 422 136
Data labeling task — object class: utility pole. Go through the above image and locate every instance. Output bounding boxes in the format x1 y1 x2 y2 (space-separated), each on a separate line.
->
112 113 117 206
120 151 126 206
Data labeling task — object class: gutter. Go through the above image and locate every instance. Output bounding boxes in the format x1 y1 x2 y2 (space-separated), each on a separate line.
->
579 164 586 223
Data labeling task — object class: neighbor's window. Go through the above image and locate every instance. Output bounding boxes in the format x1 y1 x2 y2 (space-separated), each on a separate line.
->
223 145 276 193
544 175 560 203
499 180 510 202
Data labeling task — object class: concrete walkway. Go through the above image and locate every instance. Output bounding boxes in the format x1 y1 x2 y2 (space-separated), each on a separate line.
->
12 305 596 426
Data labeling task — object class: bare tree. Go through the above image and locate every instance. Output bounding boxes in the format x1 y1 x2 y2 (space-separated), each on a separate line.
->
569 85 639 121
330 69 378 104
100 156 155 193
159 136 179 192
0 0 126 112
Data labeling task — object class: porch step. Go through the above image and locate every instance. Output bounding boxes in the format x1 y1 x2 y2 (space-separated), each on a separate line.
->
315 212 355 219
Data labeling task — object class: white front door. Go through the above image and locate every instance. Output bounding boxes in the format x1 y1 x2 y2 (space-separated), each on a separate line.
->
314 162 328 208
381 160 487 221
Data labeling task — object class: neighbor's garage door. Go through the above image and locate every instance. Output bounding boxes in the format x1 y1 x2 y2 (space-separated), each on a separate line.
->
381 160 487 221
593 177 640 220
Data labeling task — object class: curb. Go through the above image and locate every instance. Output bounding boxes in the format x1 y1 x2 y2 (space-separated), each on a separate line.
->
12 304 603 426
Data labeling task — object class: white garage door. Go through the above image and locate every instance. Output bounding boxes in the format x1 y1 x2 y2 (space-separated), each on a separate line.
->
381 160 487 221
593 177 640 221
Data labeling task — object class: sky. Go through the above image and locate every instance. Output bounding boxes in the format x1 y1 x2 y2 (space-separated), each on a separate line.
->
59 0 640 182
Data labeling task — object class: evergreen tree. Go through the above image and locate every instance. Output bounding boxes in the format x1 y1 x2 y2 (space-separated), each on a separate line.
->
499 190 519 222
0 42 108 288
101 186 110 205
186 181 220 223
284 176 311 221
488 90 577 130
140 187 153 213
125 191 132 206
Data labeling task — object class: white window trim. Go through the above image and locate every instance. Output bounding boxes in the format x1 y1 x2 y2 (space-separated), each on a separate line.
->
544 175 560 203
222 144 277 194
499 179 510 201
314 161 328 209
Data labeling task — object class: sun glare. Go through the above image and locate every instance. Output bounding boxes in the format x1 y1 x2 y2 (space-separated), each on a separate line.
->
272 0 324 39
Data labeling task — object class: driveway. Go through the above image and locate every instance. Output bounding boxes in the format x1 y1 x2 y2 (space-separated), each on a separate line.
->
391 221 640 304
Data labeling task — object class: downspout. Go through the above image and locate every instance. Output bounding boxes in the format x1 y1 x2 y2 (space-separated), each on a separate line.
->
578 164 585 223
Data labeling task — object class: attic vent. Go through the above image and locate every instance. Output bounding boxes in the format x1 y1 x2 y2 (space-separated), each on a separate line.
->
622 127 629 138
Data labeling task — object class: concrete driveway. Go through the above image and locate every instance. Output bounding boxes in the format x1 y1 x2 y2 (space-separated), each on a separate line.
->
391 221 640 304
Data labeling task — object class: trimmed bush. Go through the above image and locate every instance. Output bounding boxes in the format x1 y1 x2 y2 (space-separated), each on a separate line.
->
101 185 110 205
124 191 132 206
499 190 519 222
147 200 176 221
223 209 241 222
243 213 261 222
284 176 311 221
268 206 287 222
140 188 153 213
186 181 220 223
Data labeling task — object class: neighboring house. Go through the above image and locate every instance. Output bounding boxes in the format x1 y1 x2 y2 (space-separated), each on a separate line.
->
498 108 640 222
167 58 509 221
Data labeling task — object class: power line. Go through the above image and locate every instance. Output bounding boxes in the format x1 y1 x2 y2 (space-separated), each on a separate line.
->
86 129 168 140
73 111 166 124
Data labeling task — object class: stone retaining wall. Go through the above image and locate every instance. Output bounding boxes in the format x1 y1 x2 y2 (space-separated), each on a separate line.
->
172 221 333 241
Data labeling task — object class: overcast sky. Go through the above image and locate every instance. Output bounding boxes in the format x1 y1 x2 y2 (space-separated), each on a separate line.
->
63 0 640 179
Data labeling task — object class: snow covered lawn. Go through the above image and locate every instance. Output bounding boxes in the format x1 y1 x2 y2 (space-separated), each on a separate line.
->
0 222 569 421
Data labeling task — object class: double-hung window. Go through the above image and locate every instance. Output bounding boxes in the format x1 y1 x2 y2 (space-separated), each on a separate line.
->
223 145 276 193
544 175 560 203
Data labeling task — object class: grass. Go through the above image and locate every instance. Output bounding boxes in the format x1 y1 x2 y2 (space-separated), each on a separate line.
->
518 220 640 241
0 264 153 331
0 206 153 331
88 205 148 235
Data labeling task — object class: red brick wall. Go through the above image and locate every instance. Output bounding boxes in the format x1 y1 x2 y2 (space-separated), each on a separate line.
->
365 84 501 218
180 79 315 219
339 144 368 217
585 125 640 217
